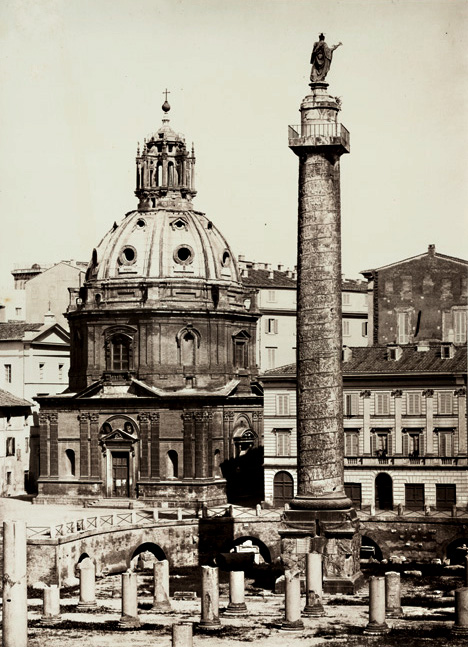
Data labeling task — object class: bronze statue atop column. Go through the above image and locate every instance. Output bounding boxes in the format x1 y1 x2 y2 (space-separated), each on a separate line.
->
310 33 342 83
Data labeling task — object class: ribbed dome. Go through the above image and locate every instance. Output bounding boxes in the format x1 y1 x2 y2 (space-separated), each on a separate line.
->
88 208 241 285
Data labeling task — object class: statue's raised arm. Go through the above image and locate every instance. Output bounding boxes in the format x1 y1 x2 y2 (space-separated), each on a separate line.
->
310 33 342 83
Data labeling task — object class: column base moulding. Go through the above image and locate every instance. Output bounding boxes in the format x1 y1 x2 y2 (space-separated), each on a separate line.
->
363 621 390 635
280 619 304 632
223 602 247 616
118 615 141 629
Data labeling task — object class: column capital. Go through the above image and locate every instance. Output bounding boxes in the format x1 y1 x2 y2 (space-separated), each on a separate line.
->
79 413 90 422
391 390 403 398
455 387 466 397
422 389 434 398
223 411 235 421
138 412 150 423
149 412 160 422
89 413 99 423
360 390 371 398
49 412 58 423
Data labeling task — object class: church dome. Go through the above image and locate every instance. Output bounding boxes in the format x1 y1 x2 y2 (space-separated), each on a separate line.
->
88 208 241 284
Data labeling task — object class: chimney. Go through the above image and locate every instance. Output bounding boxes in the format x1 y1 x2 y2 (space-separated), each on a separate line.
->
0 305 6 323
241 268 249 278
44 310 56 325
277 264 284 271
428 244 436 257
238 255 245 262
342 346 352 362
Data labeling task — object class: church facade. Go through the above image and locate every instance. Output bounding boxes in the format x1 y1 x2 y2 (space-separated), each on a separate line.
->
36 105 263 507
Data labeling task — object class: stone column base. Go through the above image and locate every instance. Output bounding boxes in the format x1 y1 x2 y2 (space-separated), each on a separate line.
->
224 602 247 615
118 614 141 628
364 621 390 635
40 615 61 625
151 601 172 612
280 619 304 631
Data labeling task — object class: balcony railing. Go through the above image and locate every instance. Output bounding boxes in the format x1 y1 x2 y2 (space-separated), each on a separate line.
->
288 123 350 151
345 455 465 467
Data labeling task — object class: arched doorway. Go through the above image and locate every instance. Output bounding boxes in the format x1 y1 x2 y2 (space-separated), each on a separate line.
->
375 473 393 510
273 471 294 507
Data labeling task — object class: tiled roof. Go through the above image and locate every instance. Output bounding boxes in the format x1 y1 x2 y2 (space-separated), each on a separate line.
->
0 323 43 340
262 344 467 377
241 269 296 288
361 249 468 275
0 388 32 408
241 269 366 292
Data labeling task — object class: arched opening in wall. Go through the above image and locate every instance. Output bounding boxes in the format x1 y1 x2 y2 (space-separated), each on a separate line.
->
445 538 468 565
156 163 162 186
360 536 383 562
273 471 294 508
130 542 167 571
375 472 393 510
181 332 195 365
168 162 174 186
65 449 76 476
166 450 179 479
218 536 271 570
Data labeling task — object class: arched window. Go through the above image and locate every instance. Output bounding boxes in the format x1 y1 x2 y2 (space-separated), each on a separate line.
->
65 449 76 477
156 163 162 187
167 450 178 479
109 334 131 371
176 327 201 366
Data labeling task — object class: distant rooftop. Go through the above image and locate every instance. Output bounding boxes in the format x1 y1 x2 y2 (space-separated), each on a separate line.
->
0 388 32 408
238 257 366 291
262 343 467 377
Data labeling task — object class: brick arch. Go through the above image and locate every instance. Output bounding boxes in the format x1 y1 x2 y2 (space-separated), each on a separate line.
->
128 541 167 569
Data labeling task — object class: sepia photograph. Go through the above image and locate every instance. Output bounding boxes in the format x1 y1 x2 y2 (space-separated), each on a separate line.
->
0 1 467 645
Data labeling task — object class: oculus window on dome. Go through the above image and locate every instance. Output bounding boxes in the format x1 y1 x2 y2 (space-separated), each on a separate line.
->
174 244 194 265
119 246 137 266
136 218 146 229
221 250 231 267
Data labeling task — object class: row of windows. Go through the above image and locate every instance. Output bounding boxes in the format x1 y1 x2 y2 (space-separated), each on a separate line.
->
344 391 459 417
4 437 28 457
344 429 455 457
396 308 467 344
106 331 250 371
343 321 368 337
3 363 65 383
384 275 468 299
345 479 457 512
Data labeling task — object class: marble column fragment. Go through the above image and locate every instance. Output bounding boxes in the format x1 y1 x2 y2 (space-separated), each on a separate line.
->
200 566 220 628
452 587 468 636
225 570 247 615
119 570 140 628
303 553 324 616
2 521 28 647
364 576 389 635
173 622 193 647
42 585 61 623
77 559 97 609
152 559 171 611
385 571 402 618
281 570 304 631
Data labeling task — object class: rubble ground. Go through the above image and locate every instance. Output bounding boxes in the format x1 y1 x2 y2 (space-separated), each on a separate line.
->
6 566 467 647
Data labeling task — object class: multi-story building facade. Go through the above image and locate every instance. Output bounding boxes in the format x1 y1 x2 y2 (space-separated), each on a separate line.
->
1 260 87 327
239 259 368 371
262 343 467 510
362 245 468 347
262 247 468 510
0 320 70 491
0 388 33 496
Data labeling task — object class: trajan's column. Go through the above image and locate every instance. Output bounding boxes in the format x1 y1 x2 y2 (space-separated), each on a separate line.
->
280 35 362 593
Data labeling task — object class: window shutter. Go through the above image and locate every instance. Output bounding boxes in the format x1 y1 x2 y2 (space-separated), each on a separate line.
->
387 434 393 456
402 433 408 455
274 319 278 334
442 311 453 342
455 310 467 344
371 434 376 456
351 393 359 415
419 434 425 456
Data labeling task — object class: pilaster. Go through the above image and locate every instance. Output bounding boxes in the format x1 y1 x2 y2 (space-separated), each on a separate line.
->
139 412 150 478
39 412 49 477
392 390 402 454
182 412 195 479
456 388 467 453
149 413 160 479
361 390 371 454
89 413 100 477
79 413 90 478
49 412 58 477
423 389 434 454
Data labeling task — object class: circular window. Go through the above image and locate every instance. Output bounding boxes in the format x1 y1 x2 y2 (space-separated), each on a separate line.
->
136 219 146 229
174 245 194 265
221 250 231 267
119 246 137 266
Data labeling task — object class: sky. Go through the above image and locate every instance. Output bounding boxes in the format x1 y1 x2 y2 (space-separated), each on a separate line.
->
0 0 467 294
